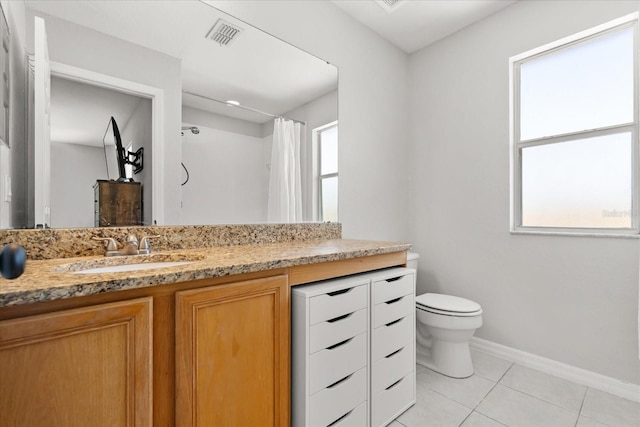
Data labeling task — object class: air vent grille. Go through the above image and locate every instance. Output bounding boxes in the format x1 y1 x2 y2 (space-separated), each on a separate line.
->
375 0 406 13
206 19 243 46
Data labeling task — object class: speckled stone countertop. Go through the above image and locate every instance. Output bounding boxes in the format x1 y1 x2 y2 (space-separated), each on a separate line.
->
0 239 411 308
0 223 342 260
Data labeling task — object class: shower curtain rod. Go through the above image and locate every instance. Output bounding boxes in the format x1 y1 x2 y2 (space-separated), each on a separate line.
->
183 91 306 125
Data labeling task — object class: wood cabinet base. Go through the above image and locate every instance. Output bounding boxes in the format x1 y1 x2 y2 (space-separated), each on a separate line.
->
175 275 289 426
0 298 153 426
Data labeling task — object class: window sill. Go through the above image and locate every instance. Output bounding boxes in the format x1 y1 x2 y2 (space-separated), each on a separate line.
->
510 229 640 239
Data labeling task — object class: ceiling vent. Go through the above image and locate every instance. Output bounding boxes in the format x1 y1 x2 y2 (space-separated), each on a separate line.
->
375 0 406 13
205 19 243 46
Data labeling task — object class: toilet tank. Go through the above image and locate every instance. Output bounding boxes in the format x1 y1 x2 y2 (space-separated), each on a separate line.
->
406 252 419 270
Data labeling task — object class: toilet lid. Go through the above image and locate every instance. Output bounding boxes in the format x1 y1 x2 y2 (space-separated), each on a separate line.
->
416 293 481 314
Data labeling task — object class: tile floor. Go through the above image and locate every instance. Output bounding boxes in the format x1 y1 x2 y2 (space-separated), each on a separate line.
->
390 349 640 427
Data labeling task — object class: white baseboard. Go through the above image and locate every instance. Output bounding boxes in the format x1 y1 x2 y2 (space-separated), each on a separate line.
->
470 337 640 403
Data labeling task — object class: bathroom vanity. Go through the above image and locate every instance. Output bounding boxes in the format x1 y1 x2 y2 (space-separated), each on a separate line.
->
0 226 410 426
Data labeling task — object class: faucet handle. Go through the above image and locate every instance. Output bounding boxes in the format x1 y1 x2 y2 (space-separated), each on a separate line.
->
92 237 119 254
138 235 160 254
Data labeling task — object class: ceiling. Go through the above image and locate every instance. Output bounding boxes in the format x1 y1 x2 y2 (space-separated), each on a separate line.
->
28 0 517 146
332 0 518 53
25 0 337 133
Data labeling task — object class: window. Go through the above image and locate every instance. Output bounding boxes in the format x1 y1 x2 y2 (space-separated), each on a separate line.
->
510 13 639 236
314 122 338 222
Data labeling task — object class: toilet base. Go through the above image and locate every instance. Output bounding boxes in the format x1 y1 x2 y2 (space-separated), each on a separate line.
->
416 340 474 379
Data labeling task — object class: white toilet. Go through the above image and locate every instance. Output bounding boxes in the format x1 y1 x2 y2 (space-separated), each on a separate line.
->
407 252 483 379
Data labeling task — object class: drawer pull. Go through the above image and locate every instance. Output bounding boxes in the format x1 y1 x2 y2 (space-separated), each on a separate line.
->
385 276 402 283
327 287 353 297
385 296 403 305
327 373 353 389
385 317 403 327
326 337 353 350
385 377 404 391
385 347 404 359
327 312 353 323
327 408 354 427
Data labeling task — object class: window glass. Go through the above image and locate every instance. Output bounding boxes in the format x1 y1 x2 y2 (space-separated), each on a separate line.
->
520 27 634 140
320 176 338 222
521 133 632 228
320 126 338 175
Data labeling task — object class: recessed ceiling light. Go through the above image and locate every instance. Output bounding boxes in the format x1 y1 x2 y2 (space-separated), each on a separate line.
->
226 100 240 106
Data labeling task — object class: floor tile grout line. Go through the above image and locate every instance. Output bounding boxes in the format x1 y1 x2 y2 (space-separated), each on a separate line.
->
496 381 583 419
500 362 586 416
496 362 516 384
574 386 589 427
457 363 514 426
468 369 509 425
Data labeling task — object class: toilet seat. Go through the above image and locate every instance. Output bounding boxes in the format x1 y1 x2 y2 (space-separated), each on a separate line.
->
416 293 482 317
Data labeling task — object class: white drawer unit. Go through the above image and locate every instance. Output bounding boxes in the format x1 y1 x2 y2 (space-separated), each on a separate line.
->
329 400 368 427
372 314 414 362
372 272 414 305
292 275 370 427
292 265 416 427
373 293 414 329
369 268 416 427
310 332 367 394
372 345 414 394
309 366 367 427
372 373 415 427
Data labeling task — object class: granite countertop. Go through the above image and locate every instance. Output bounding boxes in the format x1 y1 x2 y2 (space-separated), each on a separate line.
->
0 239 411 308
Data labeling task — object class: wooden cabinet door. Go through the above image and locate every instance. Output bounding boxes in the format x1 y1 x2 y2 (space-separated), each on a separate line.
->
175 275 289 427
0 297 153 426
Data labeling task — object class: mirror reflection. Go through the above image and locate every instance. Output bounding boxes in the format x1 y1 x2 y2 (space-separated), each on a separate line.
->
0 0 338 229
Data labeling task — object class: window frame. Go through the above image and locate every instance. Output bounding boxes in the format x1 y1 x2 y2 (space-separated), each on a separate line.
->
312 121 338 222
509 12 640 237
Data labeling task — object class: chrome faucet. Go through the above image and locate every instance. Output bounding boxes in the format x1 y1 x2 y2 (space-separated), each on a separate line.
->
92 234 161 257
121 235 139 256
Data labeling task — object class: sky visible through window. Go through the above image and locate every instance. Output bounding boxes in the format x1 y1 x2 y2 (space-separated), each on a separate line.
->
519 25 634 228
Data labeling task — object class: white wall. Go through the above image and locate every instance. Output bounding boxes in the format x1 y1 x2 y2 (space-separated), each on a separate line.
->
408 0 640 385
212 0 410 241
26 10 182 225
122 99 152 225
181 125 268 224
50 142 104 228
182 106 263 138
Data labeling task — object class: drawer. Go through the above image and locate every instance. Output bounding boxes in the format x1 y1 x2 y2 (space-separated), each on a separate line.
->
327 400 367 427
310 308 367 354
372 372 415 427
310 284 368 325
309 367 367 427
374 294 414 328
310 332 367 395
373 273 414 305
372 345 414 394
372 314 414 362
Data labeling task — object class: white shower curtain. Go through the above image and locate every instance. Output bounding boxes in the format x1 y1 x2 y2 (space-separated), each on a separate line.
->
268 118 303 223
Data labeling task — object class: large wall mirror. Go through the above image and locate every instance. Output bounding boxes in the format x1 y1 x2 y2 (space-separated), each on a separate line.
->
0 0 338 229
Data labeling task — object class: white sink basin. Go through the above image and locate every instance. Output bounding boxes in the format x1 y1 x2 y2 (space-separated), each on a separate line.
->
73 261 193 275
